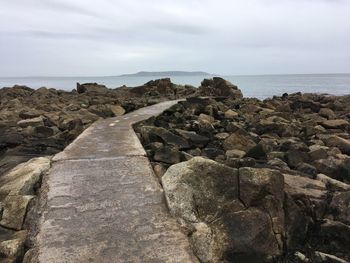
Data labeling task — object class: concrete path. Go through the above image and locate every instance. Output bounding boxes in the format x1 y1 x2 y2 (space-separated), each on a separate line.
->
34 101 198 263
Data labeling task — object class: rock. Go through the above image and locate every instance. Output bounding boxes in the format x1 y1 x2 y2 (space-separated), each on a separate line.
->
224 109 238 119
314 251 348 263
314 157 350 182
216 207 281 262
214 132 230 140
34 126 55 137
296 162 317 177
76 82 108 94
284 174 327 200
110 105 125 116
285 149 309 169
223 132 256 152
198 77 243 99
330 191 350 225
0 157 51 197
244 143 267 160
174 129 209 147
19 110 41 119
317 220 350 258
267 158 290 170
17 116 44 128
162 157 239 223
0 230 27 260
324 136 350 155
201 148 225 159
309 145 329 161
226 149 246 159
319 108 336 120
321 119 349 130
153 146 181 164
198 114 214 124
284 194 310 249
239 167 284 207
317 174 350 191
162 158 283 262
152 163 167 178
0 195 33 230
140 126 190 149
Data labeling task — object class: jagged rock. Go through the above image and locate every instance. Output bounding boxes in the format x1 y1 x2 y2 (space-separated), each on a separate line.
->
223 131 256 152
153 146 181 164
140 126 190 149
198 77 243 99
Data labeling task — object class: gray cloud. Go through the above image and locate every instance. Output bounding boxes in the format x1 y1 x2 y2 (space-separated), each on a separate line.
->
0 0 349 76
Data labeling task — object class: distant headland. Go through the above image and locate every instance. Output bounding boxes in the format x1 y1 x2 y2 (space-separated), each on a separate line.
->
119 71 213 77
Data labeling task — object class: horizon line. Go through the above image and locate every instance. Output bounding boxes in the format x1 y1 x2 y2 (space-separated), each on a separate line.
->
0 72 350 78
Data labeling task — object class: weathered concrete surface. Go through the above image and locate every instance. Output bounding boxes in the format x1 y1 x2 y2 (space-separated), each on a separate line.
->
53 101 179 161
34 101 198 263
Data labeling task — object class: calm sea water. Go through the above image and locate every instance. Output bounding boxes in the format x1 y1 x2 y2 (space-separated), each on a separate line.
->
0 74 349 99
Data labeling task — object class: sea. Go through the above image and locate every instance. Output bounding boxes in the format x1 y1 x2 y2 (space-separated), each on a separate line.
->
0 73 349 99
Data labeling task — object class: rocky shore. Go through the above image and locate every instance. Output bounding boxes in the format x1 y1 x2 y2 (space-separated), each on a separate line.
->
1 77 350 262
135 80 350 262
0 78 200 262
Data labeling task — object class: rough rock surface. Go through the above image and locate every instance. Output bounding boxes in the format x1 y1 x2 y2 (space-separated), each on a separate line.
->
0 157 51 262
137 92 350 262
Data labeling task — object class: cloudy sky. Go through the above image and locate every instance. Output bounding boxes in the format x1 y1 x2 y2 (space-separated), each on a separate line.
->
0 0 349 76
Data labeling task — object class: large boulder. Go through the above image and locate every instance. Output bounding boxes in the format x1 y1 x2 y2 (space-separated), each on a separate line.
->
162 157 284 262
198 77 243 99
76 82 108 94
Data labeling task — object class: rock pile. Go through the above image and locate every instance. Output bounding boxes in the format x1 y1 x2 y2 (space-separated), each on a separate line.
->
0 79 196 176
136 91 350 262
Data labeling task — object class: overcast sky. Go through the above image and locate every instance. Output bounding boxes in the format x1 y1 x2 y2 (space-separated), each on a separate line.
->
0 0 349 76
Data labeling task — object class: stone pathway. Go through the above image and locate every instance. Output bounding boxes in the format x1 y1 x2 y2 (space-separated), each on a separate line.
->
34 101 198 263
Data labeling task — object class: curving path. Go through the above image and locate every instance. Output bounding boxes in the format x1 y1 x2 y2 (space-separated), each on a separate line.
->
34 101 198 263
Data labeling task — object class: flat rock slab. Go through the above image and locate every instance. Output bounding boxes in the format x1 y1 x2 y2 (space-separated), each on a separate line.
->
35 101 198 263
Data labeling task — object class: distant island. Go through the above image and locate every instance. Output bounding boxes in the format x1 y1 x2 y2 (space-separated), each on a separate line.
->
119 71 212 77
